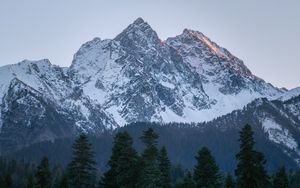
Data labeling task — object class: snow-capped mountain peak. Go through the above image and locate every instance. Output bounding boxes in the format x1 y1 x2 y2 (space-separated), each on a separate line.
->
0 59 70 101
180 29 229 60
166 29 256 80
1 18 286 129
115 18 161 51
278 87 300 101
0 18 294 152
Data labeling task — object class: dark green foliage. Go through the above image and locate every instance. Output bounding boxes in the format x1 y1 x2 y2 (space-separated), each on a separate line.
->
0 157 36 187
8 121 300 173
67 134 97 188
140 128 159 149
3 124 300 188
26 174 34 188
273 167 289 188
193 147 221 188
235 124 270 188
101 131 139 188
170 164 185 186
175 172 196 188
59 173 69 188
159 146 171 188
34 156 52 188
138 128 163 188
290 171 300 188
225 174 235 188
52 166 64 188
0 174 13 188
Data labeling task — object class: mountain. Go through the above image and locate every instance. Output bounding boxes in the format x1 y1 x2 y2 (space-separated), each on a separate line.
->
0 17 299 166
0 60 117 154
69 17 282 125
278 87 300 102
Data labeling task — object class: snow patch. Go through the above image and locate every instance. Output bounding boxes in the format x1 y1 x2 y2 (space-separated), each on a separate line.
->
262 118 298 150
106 105 127 127
159 107 187 123
278 87 300 101
160 80 175 89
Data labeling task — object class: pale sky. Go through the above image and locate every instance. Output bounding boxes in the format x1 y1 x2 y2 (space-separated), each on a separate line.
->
0 0 299 89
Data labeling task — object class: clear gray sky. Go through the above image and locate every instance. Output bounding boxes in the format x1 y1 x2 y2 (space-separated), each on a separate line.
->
0 0 299 89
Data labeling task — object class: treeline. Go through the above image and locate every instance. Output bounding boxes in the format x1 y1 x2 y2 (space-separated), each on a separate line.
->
1 124 300 188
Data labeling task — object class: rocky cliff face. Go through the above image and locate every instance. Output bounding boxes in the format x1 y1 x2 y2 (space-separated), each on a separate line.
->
69 18 283 125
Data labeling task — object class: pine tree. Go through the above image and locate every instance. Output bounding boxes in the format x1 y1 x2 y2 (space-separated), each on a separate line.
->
34 156 52 188
170 164 185 186
138 128 163 188
175 172 196 188
273 167 289 188
159 146 171 188
101 131 139 188
59 172 69 188
26 174 34 188
225 174 235 188
67 134 97 188
289 171 300 188
193 147 221 188
52 167 63 188
235 124 270 188
1 174 13 188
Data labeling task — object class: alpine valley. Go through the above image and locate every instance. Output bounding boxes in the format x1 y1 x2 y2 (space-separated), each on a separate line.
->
1 18 300 172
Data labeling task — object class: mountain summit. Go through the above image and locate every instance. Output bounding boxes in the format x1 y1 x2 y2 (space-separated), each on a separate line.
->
0 18 297 154
115 17 160 45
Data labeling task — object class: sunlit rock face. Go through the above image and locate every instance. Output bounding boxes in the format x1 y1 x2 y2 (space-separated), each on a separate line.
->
69 18 283 126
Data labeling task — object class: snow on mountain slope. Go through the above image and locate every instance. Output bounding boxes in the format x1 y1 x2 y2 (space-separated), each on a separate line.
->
0 59 71 102
0 59 118 135
0 78 78 152
282 95 300 123
0 59 71 133
199 97 300 165
278 87 300 101
166 29 283 118
250 100 300 164
255 101 300 164
261 118 297 150
166 29 282 95
165 29 283 118
271 87 300 123
70 18 213 125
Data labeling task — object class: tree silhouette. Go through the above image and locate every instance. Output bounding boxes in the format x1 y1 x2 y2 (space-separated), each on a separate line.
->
67 134 97 188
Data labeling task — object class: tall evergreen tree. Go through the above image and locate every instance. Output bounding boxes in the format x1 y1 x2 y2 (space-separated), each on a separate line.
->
138 128 163 188
34 156 52 188
159 146 171 188
26 174 34 188
175 172 196 188
101 131 139 188
67 134 97 188
59 172 69 188
52 167 64 188
170 164 185 186
193 147 221 188
235 124 270 188
225 174 235 188
273 167 289 188
289 171 300 188
1 174 13 188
